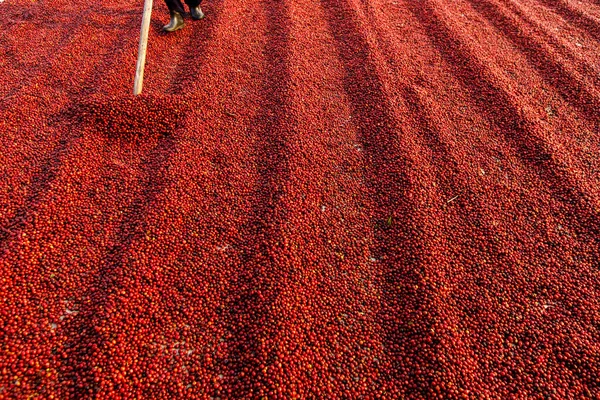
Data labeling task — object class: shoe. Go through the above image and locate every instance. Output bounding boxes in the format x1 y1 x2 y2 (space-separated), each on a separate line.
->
190 6 205 20
163 11 184 32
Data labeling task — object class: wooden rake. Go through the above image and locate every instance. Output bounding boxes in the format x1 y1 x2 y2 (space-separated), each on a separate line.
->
133 0 153 95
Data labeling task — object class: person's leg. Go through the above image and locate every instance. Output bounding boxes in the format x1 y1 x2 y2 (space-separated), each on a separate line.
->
164 0 185 14
163 0 185 31
185 0 205 20
184 0 201 8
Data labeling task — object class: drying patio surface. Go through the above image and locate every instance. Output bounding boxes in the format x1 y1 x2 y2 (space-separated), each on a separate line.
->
1 0 599 397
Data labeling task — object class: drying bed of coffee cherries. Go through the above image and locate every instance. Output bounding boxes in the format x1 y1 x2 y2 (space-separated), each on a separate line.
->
1 0 600 397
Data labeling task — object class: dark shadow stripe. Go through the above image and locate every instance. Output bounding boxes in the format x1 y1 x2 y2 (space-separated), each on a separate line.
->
319 0 441 395
221 0 293 397
58 135 177 397
167 0 225 94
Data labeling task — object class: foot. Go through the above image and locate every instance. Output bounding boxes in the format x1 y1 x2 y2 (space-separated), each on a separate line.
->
163 11 184 32
190 6 205 20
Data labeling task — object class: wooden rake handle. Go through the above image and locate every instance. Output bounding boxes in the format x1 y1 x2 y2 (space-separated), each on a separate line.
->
133 0 153 95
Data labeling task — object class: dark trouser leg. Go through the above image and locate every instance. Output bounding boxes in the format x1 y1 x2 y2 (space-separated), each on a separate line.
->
164 0 185 14
184 0 201 9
